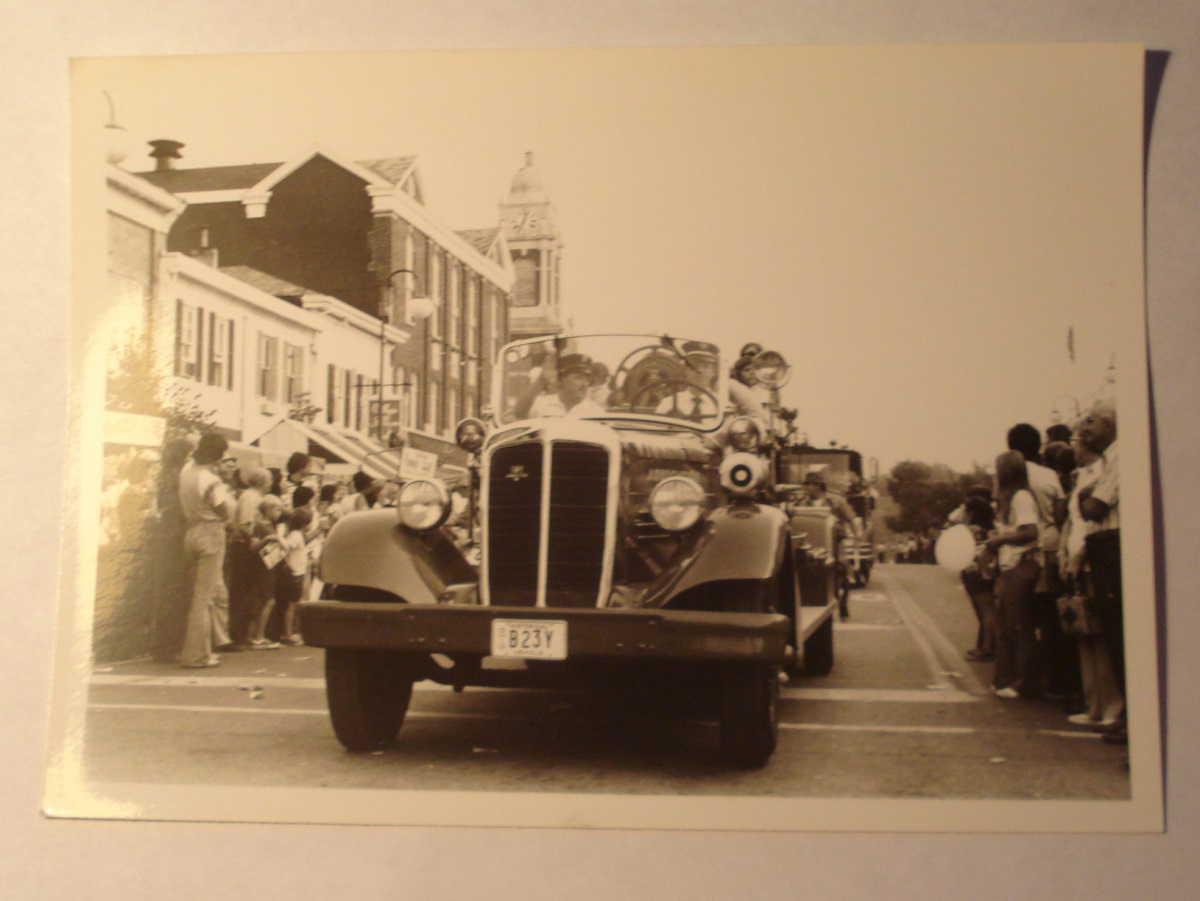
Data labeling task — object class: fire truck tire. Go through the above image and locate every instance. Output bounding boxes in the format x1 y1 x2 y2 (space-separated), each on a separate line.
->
803 613 835 676
325 648 415 752
718 663 779 768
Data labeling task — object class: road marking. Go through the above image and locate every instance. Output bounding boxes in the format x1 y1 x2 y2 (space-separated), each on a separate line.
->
780 722 975 735
877 572 988 697
90 674 326 690
1040 730 1106 741
834 622 904 631
847 592 890 603
88 703 1109 741
781 687 978 704
91 675 976 704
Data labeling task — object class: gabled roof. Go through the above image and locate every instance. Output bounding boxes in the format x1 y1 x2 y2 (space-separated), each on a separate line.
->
220 264 309 300
358 156 418 186
457 227 502 258
137 162 283 194
136 149 419 199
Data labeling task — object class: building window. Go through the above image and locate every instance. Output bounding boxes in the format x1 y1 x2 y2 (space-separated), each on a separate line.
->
413 232 429 298
513 252 539 307
326 365 337 424
283 342 304 404
207 315 233 389
256 333 279 400
176 301 200 380
426 381 440 433
353 373 365 432
447 385 460 428
408 372 421 429
467 276 480 358
431 251 445 340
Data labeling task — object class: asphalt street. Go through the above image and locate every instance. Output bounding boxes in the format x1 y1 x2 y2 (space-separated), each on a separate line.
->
82 564 1131 799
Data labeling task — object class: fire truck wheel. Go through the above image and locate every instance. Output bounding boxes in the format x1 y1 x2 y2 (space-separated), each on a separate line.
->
803 613 835 676
325 648 415 752
718 663 779 769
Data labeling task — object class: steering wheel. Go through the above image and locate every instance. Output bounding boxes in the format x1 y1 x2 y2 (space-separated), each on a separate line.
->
610 345 668 392
629 378 720 421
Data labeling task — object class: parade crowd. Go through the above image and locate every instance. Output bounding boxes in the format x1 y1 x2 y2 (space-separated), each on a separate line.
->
146 348 1126 755
943 402 1126 749
152 442 406 670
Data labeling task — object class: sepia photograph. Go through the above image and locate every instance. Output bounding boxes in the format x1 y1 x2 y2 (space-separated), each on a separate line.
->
44 42 1165 834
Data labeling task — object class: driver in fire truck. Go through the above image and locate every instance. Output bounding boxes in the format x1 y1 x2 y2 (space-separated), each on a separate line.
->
511 352 608 419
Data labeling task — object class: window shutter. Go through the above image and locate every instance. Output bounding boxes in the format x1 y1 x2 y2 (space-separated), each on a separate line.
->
195 307 205 381
327 365 335 424
227 320 235 390
174 299 183 377
207 311 216 385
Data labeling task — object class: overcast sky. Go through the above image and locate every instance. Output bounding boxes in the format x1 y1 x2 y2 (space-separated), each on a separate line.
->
79 44 1145 472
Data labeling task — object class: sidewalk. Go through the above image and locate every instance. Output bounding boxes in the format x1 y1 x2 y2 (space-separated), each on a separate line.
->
93 643 326 681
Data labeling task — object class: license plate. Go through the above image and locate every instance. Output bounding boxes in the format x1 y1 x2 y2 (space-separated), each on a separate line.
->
490 619 568 660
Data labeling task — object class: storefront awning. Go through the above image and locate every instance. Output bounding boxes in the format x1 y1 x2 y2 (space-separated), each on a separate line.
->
254 419 465 484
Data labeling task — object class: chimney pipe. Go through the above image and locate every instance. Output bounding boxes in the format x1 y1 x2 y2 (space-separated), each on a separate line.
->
148 139 185 172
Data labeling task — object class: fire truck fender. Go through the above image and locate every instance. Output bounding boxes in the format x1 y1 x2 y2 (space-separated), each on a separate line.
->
663 503 791 599
318 509 476 605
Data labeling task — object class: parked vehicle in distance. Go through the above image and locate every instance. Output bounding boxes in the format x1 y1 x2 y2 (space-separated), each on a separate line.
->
300 334 840 768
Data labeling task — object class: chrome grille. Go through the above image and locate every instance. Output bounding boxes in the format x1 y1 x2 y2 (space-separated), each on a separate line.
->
484 438 610 608
545 442 609 606
485 442 542 606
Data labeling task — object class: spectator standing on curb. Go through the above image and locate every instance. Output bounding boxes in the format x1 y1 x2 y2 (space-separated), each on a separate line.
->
226 465 271 650
986 450 1042 700
177 433 237 669
948 488 998 662
150 437 194 663
1007 423 1072 704
276 507 312 646
1060 442 1124 729
246 495 284 650
1077 400 1125 746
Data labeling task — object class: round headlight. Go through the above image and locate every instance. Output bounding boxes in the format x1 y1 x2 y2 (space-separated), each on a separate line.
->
396 479 450 531
728 416 762 451
720 452 767 498
649 477 706 532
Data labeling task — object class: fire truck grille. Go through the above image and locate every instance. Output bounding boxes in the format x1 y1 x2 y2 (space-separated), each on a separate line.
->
484 439 610 608
545 442 609 607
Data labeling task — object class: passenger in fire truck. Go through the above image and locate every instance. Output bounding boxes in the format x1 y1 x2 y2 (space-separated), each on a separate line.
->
654 341 722 422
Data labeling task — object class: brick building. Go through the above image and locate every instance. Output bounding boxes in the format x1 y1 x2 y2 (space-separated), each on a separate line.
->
137 141 516 463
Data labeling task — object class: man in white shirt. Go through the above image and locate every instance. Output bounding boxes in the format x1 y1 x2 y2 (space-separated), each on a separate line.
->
177 433 237 668
515 353 608 419
1007 422 1072 701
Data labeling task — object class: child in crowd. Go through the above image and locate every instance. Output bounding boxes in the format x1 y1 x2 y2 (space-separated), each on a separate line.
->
277 507 312 646
247 495 284 650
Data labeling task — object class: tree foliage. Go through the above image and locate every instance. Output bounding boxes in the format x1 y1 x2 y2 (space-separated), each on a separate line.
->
106 335 216 437
883 460 991 535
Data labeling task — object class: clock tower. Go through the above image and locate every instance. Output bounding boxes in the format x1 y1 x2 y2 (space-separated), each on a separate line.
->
499 152 564 338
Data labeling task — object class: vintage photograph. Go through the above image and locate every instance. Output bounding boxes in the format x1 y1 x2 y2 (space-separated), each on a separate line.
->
48 43 1161 832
